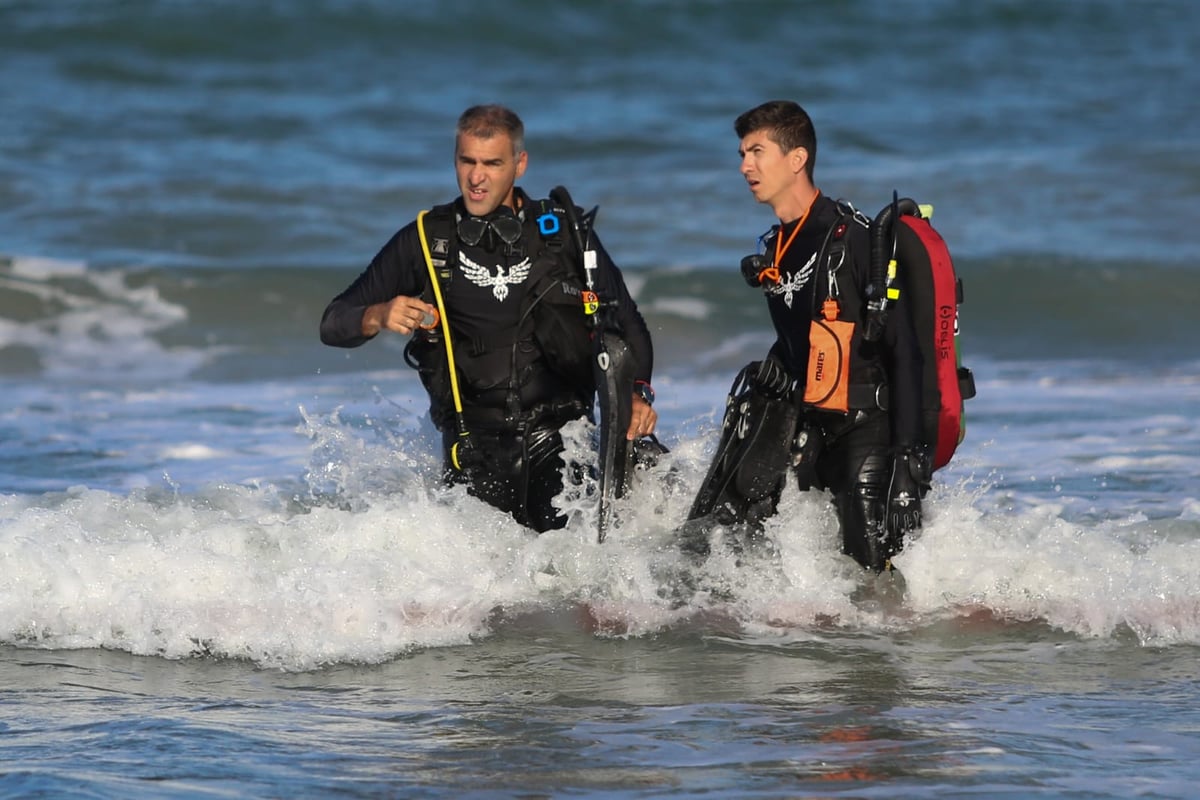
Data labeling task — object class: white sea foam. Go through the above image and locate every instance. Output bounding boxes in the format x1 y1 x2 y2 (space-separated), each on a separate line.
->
646 296 711 320
0 259 204 381
159 444 224 460
2 338 1199 669
2 397 1199 671
7 255 88 278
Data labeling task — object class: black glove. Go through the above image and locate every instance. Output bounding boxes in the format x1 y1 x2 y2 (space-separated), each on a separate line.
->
752 356 794 399
885 448 924 538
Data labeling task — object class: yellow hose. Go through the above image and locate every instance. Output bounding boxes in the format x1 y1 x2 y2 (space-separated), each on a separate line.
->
416 210 470 469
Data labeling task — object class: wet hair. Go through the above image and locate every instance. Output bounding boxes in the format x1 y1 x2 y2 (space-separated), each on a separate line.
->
456 105 525 157
734 100 817 181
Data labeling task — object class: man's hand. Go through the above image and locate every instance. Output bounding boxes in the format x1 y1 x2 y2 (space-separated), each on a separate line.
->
886 449 924 537
362 296 438 337
626 395 657 440
752 356 794 399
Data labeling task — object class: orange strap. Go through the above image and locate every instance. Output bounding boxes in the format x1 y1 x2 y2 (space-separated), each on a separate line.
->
763 190 820 285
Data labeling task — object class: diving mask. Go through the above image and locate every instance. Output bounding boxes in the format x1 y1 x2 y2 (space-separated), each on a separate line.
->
457 210 523 249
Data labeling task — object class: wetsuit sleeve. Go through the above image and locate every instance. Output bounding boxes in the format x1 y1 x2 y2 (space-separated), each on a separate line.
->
319 222 425 348
883 281 924 449
590 232 654 384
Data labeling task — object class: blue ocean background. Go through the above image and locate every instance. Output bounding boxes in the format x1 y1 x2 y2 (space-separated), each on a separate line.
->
3 1 1199 797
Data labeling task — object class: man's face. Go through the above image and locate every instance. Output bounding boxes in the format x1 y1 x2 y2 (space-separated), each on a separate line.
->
738 129 799 207
455 132 527 217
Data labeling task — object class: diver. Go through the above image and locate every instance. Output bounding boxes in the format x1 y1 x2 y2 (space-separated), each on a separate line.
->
320 105 658 533
686 100 927 572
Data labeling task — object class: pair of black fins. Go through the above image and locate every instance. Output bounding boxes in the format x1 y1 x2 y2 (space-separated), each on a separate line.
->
549 187 664 543
686 358 798 525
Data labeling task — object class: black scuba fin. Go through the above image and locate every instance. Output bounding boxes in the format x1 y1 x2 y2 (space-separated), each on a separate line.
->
549 183 637 543
687 359 798 523
595 333 635 542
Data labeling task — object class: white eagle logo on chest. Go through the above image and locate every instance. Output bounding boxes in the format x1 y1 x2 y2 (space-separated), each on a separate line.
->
458 251 532 302
766 251 817 308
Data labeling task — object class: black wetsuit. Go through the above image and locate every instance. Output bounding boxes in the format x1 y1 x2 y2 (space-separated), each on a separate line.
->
760 195 923 568
320 188 653 531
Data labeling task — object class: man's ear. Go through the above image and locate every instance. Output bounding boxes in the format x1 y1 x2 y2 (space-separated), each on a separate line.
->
791 147 809 175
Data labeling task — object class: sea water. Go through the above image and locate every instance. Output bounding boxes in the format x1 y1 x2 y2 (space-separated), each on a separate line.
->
3 1 1199 797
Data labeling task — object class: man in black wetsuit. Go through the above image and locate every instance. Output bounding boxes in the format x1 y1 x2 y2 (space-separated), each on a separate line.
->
320 104 657 532
689 100 925 571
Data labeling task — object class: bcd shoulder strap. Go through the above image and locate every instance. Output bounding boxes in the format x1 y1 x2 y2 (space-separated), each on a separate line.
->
811 201 869 310
418 203 457 304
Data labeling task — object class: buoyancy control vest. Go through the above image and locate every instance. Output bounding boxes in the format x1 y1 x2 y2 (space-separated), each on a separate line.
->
403 196 597 431
862 195 976 471
868 199 979 470
799 208 889 415
748 196 976 472
744 202 891 416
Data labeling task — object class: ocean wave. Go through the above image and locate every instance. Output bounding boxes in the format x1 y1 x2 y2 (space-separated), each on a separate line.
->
2 442 1197 671
4 255 1198 385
